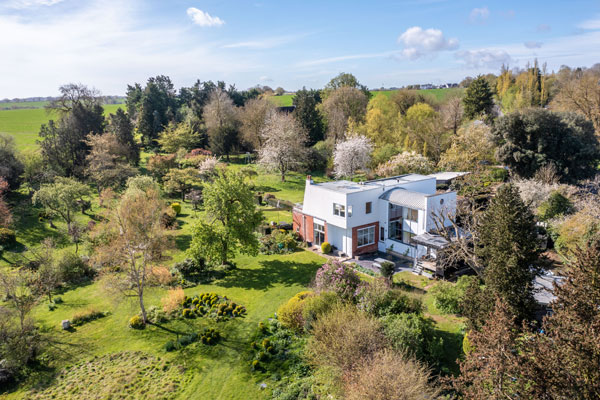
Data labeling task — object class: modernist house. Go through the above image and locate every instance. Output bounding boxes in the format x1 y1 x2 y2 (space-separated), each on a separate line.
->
292 174 458 265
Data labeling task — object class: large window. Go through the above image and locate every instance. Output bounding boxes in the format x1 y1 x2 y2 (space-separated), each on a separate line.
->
357 225 375 247
366 202 372 214
389 219 402 240
406 208 419 222
314 223 325 245
402 230 415 244
333 203 345 217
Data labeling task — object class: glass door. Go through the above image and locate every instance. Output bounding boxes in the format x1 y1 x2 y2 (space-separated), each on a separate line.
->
314 223 325 245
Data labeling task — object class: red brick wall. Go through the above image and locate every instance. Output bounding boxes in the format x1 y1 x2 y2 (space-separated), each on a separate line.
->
352 222 379 256
292 211 314 242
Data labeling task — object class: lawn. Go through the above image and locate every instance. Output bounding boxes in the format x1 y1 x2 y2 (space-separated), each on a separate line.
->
0 104 124 151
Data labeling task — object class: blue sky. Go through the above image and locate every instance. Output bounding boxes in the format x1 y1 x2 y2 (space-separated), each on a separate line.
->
1 0 600 97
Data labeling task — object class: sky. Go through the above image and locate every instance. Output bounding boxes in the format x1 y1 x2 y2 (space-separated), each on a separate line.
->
1 0 600 98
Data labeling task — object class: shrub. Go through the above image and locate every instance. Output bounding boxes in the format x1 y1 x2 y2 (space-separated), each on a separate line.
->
182 308 194 318
170 202 181 215
379 261 395 281
345 349 440 400
380 313 443 364
146 306 168 324
320 242 331 254
314 260 363 301
375 151 434 177
160 207 178 229
538 191 573 221
356 278 422 317
302 291 340 332
200 328 221 345
161 288 185 314
71 309 106 326
129 315 145 329
149 266 174 286
171 258 208 282
277 291 314 331
488 167 509 182
0 228 16 246
164 340 178 352
430 275 478 315
56 252 94 284
306 304 385 373
259 230 300 255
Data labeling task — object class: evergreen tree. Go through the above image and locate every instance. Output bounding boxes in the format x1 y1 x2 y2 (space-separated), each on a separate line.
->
293 88 324 146
107 108 140 165
463 75 495 120
475 184 540 324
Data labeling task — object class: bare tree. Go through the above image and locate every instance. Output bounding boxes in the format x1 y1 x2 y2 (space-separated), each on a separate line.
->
47 83 102 115
551 66 600 133
203 90 237 131
323 87 369 142
258 111 307 182
239 97 275 150
441 96 464 135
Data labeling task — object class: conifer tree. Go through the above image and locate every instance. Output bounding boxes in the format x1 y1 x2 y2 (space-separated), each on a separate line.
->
463 75 495 120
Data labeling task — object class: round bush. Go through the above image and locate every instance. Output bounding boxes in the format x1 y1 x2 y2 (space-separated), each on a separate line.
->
321 242 332 254
170 202 182 215
129 315 145 329
0 228 16 247
314 261 363 301
277 291 314 331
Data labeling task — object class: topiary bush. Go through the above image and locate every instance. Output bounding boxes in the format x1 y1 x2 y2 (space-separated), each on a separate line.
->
129 315 145 329
179 293 247 321
170 202 181 215
200 328 221 345
320 242 331 254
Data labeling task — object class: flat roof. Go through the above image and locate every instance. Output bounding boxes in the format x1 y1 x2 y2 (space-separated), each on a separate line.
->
313 174 434 194
427 172 470 182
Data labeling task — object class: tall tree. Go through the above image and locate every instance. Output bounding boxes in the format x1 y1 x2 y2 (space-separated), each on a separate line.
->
0 133 24 190
188 171 262 266
204 90 239 160
157 122 203 153
136 75 178 147
46 83 102 115
324 72 370 98
238 97 275 150
440 95 464 135
402 103 448 162
439 122 496 171
107 108 140 165
293 87 325 146
323 87 369 142
363 94 401 147
258 111 308 182
492 109 600 183
463 75 495 120
85 133 137 192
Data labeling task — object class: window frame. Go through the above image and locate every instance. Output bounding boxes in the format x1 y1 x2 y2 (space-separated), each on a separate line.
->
333 203 346 217
357 225 376 248
402 230 416 244
366 201 372 214
406 208 419 222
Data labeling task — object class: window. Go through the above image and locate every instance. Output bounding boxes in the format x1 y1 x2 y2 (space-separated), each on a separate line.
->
333 203 345 217
357 226 375 247
389 219 402 240
366 202 372 214
380 227 385 241
314 223 325 245
402 230 415 244
406 208 419 222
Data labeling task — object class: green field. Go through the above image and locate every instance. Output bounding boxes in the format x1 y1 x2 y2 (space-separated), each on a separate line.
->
0 104 123 150
268 87 464 107
0 101 51 110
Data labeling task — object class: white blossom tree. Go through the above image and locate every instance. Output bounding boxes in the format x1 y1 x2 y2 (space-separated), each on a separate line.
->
258 111 307 182
375 151 434 177
333 135 373 179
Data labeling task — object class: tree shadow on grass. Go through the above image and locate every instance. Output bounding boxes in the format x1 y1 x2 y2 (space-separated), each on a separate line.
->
254 185 280 193
174 234 192 252
216 259 320 291
434 328 464 376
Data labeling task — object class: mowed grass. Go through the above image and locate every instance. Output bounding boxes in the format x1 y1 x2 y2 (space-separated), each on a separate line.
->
0 104 124 151
267 87 465 108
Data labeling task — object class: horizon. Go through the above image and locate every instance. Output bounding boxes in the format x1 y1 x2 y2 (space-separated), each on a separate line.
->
1 0 600 98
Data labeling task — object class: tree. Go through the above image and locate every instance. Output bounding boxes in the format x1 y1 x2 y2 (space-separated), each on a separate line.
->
238 97 275 150
323 87 369 142
38 101 105 178
47 83 102 115
440 95 464 135
258 111 307 182
147 153 177 181
552 65 600 133
439 122 496 171
475 184 540 324
293 88 325 146
274 87 285 96
520 236 600 399
31 239 61 302
324 72 370 98
204 90 239 160
157 121 203 153
454 298 524 399
91 185 169 323
333 135 373 178
375 151 433 177
402 103 448 161
492 109 600 183
463 75 495 120
0 179 12 228
162 167 202 201
136 75 178 147
107 108 140 165
0 133 24 190
19 149 54 195
32 177 91 232
85 133 137 192
390 90 431 115
363 94 401 146
188 171 262 266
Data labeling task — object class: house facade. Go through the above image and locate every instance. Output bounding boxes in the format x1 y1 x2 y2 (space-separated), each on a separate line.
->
292 174 457 259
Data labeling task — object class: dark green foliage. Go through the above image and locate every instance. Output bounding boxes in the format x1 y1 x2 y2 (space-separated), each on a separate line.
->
0 134 24 190
171 258 210 284
492 109 600 183
475 184 540 325
0 228 16 246
538 191 574 221
208 125 238 159
180 293 246 321
379 261 395 281
463 76 495 120
488 167 508 182
135 75 178 147
293 88 324 146
259 230 300 255
430 275 478 314
324 72 370 98
200 328 220 345
56 252 94 285
107 108 140 165
380 313 444 368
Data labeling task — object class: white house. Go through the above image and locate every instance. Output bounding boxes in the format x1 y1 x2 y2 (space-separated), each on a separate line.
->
292 174 457 260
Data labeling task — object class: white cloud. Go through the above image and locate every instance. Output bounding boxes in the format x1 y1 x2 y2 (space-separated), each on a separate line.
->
397 26 458 59
259 76 273 82
469 7 490 23
7 0 64 8
186 7 225 27
222 34 308 50
536 24 551 32
296 51 397 67
579 16 600 30
455 49 511 68
524 41 543 49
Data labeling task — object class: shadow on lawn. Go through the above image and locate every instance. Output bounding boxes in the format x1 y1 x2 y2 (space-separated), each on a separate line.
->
216 259 320 291
434 328 464 376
